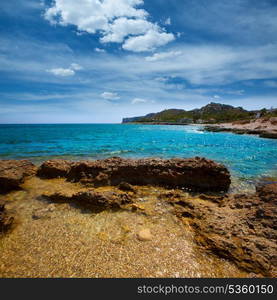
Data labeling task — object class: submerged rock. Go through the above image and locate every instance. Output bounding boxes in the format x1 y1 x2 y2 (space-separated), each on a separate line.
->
166 183 277 277
43 189 133 211
38 157 231 193
32 204 56 220
0 201 14 233
0 160 37 193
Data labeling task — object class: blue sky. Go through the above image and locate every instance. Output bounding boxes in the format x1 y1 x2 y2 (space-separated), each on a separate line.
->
0 0 277 123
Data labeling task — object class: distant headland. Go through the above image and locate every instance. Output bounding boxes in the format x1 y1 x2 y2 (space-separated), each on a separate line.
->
122 102 277 125
122 102 277 139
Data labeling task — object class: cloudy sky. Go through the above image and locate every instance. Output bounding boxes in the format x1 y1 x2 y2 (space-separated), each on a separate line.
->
0 0 277 123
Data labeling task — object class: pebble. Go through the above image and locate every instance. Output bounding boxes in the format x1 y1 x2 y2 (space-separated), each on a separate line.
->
137 228 153 241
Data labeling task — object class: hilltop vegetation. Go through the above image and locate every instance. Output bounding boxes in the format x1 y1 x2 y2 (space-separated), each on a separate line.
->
122 102 277 124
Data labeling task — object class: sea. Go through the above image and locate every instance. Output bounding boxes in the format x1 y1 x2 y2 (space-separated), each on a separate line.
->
0 124 277 190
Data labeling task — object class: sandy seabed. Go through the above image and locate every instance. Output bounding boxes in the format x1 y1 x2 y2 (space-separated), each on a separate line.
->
0 177 248 278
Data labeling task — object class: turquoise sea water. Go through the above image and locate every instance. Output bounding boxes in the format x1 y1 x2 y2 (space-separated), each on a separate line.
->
0 124 276 183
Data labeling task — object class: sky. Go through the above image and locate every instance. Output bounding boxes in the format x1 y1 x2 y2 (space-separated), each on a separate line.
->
0 0 277 123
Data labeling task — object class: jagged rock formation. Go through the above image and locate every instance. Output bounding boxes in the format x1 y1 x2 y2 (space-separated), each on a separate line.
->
37 157 231 192
162 183 277 277
0 160 37 193
36 159 73 178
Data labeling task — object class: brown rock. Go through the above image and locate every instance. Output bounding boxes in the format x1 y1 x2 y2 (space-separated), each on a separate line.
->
64 157 231 192
37 159 73 179
256 183 277 204
204 125 277 139
43 189 133 211
166 183 277 277
0 160 37 193
118 182 136 192
269 117 277 126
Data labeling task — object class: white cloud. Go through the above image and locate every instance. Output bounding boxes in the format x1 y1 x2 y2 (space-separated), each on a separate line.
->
164 17 171 25
119 44 277 85
44 0 174 52
146 51 182 61
131 97 147 104
123 30 175 52
101 92 120 100
47 68 75 77
101 17 160 44
213 95 221 99
47 63 83 77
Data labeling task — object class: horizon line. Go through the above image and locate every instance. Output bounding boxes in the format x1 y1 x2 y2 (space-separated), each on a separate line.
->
0 123 124 125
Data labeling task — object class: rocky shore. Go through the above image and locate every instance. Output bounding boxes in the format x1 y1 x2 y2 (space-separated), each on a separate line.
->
162 184 277 277
203 117 277 139
0 160 36 193
37 157 231 192
0 157 276 277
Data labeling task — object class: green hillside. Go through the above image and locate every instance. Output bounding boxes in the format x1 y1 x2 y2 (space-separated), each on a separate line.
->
122 102 277 124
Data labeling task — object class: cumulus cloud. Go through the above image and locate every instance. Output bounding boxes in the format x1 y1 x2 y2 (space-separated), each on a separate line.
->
131 97 147 104
101 92 120 100
47 63 83 77
123 30 174 52
44 0 174 52
101 17 154 43
145 51 182 61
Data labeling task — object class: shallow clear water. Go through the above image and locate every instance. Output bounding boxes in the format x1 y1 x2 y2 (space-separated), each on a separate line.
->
0 124 276 181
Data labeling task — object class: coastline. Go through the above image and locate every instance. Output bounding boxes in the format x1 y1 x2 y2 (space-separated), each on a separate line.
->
202 118 277 139
122 118 277 139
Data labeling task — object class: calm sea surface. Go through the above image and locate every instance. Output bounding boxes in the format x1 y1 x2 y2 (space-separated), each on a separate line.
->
0 124 276 183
